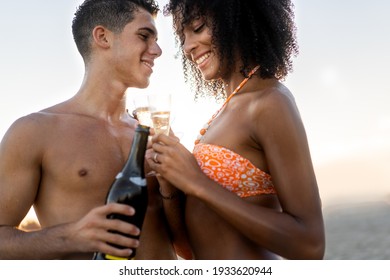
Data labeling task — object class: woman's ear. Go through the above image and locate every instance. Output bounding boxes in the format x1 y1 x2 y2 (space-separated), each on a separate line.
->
92 25 111 49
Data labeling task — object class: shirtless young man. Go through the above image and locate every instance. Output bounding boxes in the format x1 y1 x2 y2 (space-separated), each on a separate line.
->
0 0 177 260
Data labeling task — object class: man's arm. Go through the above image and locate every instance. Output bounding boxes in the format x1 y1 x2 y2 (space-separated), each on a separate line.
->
0 203 140 259
0 117 140 259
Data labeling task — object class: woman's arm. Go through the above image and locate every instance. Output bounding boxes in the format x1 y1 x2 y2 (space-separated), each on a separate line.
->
145 145 193 260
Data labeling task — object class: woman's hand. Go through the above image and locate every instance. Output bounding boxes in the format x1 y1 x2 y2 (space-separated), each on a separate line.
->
145 134 205 196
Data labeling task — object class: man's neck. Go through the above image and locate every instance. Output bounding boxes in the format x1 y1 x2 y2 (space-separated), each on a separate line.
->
71 75 129 124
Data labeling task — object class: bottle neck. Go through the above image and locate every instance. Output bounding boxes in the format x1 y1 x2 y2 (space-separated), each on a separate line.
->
122 125 150 178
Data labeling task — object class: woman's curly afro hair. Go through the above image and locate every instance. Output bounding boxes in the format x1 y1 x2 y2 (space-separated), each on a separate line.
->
164 0 299 100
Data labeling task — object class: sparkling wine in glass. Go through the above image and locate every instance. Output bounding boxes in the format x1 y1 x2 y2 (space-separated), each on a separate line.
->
148 94 171 136
135 107 152 127
132 94 152 127
150 111 171 136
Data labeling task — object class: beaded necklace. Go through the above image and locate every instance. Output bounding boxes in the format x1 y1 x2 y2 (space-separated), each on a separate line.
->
195 65 260 145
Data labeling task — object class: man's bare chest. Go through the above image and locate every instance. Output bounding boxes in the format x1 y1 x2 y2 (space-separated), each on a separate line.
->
40 120 134 191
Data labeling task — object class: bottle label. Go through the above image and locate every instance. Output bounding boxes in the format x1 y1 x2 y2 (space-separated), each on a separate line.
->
105 254 133 260
129 177 146 186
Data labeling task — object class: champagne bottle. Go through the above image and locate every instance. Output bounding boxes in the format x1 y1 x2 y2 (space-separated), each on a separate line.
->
93 124 150 260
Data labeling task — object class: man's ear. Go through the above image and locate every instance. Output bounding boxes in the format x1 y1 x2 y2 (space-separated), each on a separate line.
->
92 26 112 49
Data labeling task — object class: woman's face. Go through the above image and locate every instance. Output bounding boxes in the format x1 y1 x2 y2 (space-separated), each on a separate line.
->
179 16 221 81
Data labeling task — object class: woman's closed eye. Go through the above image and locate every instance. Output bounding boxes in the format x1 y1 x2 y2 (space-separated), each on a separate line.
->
178 20 206 46
193 23 205 33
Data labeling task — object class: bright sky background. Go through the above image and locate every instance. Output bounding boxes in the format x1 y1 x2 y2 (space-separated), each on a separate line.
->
1 0 389 206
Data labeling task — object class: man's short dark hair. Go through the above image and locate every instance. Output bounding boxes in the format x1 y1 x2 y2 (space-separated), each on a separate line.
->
72 0 159 61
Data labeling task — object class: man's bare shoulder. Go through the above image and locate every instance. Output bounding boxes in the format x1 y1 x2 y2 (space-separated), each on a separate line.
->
4 112 52 139
10 101 71 125
2 101 78 145
15 101 95 129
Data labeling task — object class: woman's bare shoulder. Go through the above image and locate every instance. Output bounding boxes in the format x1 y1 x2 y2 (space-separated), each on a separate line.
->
248 81 298 122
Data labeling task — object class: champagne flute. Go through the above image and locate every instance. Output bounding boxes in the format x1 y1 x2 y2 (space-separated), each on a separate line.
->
132 94 153 127
132 94 171 177
146 94 172 177
148 94 171 136
131 93 156 177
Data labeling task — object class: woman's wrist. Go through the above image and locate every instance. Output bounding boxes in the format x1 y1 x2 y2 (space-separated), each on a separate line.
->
159 186 181 200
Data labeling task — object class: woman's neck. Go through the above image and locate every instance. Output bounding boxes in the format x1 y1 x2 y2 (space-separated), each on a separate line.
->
222 66 261 97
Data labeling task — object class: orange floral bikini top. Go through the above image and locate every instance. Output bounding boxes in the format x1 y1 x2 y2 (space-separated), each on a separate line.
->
193 143 276 198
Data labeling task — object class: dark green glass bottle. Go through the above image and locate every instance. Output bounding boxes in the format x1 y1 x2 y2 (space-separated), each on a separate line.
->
93 124 150 260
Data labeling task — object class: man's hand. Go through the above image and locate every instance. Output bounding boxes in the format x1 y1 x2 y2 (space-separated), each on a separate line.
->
69 203 140 258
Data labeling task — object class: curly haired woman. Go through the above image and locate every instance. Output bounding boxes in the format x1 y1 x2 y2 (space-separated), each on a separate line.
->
147 0 325 260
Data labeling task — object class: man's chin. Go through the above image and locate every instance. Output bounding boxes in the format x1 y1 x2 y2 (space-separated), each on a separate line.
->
133 80 150 89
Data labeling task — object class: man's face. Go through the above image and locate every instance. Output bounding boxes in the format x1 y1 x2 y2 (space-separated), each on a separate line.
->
111 8 162 89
